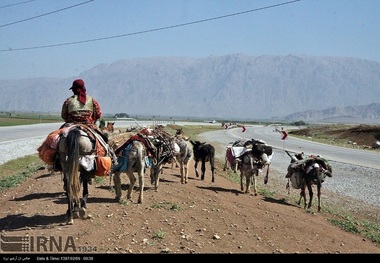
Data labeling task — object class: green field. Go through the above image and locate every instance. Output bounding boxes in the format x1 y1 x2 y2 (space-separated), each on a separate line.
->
0 112 119 127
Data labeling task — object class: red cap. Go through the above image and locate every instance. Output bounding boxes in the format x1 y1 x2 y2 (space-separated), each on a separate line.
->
69 79 85 90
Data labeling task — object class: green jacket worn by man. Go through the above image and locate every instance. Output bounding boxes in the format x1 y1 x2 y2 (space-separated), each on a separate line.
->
61 79 102 128
61 79 110 142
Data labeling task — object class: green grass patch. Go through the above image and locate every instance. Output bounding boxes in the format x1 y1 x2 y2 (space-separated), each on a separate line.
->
0 155 44 192
94 176 107 184
328 216 380 243
151 201 182 211
165 124 221 140
152 229 166 240
257 188 276 198
0 116 62 126
118 199 131 205
329 217 359 233
0 113 118 127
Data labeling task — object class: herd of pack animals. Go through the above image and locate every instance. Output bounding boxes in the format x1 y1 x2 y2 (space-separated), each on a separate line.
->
38 121 333 224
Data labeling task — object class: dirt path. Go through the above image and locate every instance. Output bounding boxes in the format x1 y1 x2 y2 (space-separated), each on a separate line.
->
1 158 379 255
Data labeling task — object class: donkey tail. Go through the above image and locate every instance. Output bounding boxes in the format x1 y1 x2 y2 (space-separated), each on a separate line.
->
66 128 81 204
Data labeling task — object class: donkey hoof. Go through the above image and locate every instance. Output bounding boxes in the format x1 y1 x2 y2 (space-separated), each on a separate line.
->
79 208 88 219
73 211 80 219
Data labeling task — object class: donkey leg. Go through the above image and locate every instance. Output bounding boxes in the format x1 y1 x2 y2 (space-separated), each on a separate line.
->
252 171 258 196
297 193 302 205
180 161 185 184
223 158 228 171
80 173 89 209
194 160 200 178
210 161 215 183
137 169 144 204
72 200 80 220
317 184 322 212
307 183 313 209
240 174 244 192
184 159 190 184
79 173 89 219
66 198 74 225
234 159 239 173
150 167 155 185
299 188 306 209
63 176 68 194
150 166 159 191
264 165 269 185
245 175 251 194
201 160 206 180
65 179 80 223
126 171 136 201
113 171 122 201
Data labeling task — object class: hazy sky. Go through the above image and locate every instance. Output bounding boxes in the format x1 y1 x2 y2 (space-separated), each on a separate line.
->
1 0 379 80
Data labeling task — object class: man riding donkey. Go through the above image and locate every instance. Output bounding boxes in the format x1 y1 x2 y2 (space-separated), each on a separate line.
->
37 79 117 184
61 79 107 141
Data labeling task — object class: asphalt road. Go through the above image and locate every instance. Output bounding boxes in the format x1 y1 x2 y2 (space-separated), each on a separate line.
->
221 125 380 169
0 121 155 142
0 120 218 142
0 121 214 165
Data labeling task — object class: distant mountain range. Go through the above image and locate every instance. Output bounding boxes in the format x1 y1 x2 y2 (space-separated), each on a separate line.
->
282 103 380 124
1 54 380 124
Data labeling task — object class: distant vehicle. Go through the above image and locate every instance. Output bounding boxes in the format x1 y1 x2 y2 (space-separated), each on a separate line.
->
203 119 216 123
115 117 136 121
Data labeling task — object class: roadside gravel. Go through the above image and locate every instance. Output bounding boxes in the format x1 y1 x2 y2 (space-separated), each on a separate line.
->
0 137 45 165
198 130 380 211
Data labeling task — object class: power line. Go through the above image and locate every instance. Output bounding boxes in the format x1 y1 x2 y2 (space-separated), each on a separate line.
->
0 0 94 28
0 0 302 52
0 0 36 9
